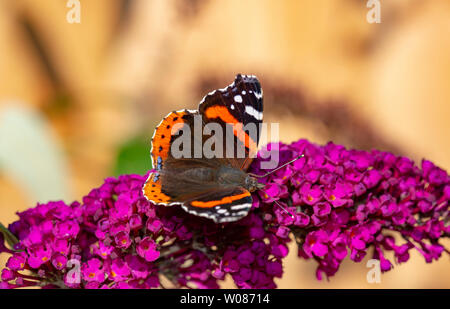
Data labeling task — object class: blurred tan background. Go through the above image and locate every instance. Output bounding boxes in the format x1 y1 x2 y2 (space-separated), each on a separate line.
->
0 0 449 288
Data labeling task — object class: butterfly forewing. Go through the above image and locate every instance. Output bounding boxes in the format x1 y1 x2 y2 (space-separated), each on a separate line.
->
199 74 263 171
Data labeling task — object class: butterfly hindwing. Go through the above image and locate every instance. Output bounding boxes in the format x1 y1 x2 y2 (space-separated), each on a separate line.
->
142 172 174 205
181 186 252 223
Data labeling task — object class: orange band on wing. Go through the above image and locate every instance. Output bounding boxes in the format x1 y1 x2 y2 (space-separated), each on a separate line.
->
204 106 258 153
151 110 189 167
190 191 251 208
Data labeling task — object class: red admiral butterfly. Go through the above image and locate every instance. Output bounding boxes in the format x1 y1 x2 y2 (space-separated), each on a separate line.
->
143 74 300 223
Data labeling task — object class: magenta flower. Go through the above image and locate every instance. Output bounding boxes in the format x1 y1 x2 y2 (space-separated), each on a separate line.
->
53 238 70 255
147 219 162 233
53 220 80 239
51 253 68 270
109 258 131 282
0 139 448 289
1 268 15 281
6 252 27 271
82 258 105 283
324 181 353 208
136 237 160 262
114 231 131 249
125 255 151 280
92 241 114 259
302 230 329 257
27 244 52 269
300 182 323 205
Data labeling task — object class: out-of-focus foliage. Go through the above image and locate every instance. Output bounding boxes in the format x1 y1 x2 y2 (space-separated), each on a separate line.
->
0 104 70 203
113 135 152 176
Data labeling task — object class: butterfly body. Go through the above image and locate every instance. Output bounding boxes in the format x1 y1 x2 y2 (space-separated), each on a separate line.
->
143 74 264 223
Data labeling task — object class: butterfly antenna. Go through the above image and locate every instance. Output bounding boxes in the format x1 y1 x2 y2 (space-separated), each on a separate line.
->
273 199 295 218
259 186 295 219
250 154 304 178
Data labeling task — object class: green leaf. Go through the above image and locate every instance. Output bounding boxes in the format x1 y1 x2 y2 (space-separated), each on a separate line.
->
113 135 152 176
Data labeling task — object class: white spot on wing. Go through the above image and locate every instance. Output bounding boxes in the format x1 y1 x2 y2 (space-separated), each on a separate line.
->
231 203 251 210
245 105 263 121
234 95 243 103
254 91 263 100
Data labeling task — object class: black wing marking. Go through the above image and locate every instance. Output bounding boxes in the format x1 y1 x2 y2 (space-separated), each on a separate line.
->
198 74 263 171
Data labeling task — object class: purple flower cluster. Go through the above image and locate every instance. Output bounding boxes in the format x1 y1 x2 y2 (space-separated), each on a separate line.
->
252 140 449 279
0 177 285 289
0 139 449 289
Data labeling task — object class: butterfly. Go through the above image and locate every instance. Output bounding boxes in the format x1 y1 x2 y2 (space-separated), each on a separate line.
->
142 74 300 223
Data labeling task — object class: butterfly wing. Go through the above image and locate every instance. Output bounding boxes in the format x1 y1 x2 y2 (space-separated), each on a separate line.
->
143 75 262 223
143 109 231 205
143 109 199 206
181 186 252 223
198 74 263 171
